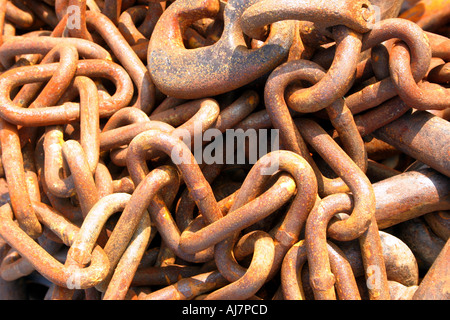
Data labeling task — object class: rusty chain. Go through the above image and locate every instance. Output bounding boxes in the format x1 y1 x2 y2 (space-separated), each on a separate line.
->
0 0 448 301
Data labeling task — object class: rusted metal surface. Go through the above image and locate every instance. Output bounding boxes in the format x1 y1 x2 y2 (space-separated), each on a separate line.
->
399 0 450 32
147 0 295 99
0 0 447 301
373 110 450 177
412 238 450 300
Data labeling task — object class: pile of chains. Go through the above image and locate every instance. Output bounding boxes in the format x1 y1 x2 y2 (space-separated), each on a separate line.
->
0 0 448 300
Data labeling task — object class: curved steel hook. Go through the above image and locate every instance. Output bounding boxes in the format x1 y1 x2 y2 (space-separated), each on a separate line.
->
148 0 295 99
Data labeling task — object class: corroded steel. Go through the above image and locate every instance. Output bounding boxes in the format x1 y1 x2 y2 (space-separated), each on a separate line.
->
0 0 447 301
